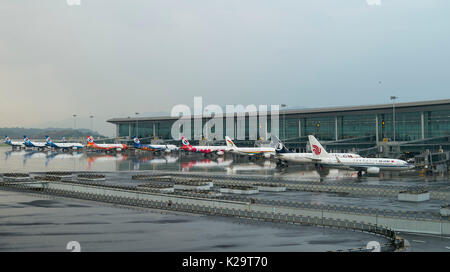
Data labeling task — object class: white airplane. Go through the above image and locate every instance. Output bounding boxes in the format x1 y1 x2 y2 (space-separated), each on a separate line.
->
23 136 48 150
132 137 178 153
272 136 361 166
225 136 275 159
4 136 25 149
45 136 84 150
181 136 228 155
307 135 414 176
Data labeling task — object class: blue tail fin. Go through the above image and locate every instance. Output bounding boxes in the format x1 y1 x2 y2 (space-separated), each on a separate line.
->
133 136 141 148
271 135 292 153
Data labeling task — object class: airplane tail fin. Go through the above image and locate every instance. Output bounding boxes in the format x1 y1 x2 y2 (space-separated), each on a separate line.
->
133 136 141 147
181 136 192 148
5 136 11 144
308 135 329 157
271 135 292 153
45 136 52 144
86 136 95 144
23 135 30 143
225 136 237 149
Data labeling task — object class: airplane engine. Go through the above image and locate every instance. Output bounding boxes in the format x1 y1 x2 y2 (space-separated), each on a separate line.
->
263 153 271 159
216 151 224 156
116 148 122 152
165 149 171 153
366 167 380 174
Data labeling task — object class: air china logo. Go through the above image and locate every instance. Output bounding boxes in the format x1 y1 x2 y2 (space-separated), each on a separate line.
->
312 145 321 155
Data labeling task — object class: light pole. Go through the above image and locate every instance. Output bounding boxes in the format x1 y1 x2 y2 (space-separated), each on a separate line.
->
90 115 94 132
73 114 77 130
135 112 139 137
281 104 287 140
390 96 398 142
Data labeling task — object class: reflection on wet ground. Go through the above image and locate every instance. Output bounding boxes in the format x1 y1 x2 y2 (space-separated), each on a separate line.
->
0 190 389 252
2 147 448 183
2 146 450 251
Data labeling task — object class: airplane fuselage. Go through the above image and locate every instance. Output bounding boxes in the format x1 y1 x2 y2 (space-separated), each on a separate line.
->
317 157 414 171
277 152 361 163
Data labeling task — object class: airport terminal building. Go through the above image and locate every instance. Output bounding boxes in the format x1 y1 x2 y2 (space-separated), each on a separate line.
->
108 99 450 155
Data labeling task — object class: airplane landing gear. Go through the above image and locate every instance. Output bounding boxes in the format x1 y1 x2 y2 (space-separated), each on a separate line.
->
276 160 288 168
357 170 363 178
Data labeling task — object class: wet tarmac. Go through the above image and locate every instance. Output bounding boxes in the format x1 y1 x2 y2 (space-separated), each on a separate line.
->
0 190 386 252
1 146 450 251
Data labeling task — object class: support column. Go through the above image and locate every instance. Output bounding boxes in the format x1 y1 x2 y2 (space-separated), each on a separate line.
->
421 112 425 139
298 118 302 138
335 116 338 141
153 123 156 139
375 114 379 143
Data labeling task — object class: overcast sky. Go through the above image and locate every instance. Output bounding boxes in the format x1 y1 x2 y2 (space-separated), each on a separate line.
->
0 0 449 136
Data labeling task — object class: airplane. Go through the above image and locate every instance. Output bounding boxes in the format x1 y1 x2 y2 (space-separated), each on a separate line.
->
272 136 361 167
4 136 25 149
132 137 178 153
45 136 84 150
225 136 275 159
23 136 48 150
86 136 128 152
180 136 228 155
307 135 415 177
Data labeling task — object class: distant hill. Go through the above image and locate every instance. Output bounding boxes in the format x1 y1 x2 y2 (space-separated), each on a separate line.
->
0 127 105 140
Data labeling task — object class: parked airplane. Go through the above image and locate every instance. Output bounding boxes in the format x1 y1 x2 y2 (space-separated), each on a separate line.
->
4 136 25 149
272 136 361 167
307 135 414 176
132 137 178 152
225 136 275 159
180 136 228 155
45 136 84 150
23 136 47 150
86 136 128 151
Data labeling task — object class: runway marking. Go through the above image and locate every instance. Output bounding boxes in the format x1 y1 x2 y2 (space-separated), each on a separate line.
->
412 240 426 243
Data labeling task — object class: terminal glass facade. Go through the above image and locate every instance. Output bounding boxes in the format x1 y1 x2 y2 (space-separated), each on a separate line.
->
424 110 450 138
112 102 450 144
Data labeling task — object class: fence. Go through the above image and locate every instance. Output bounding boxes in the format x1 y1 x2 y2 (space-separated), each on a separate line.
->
0 180 405 252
